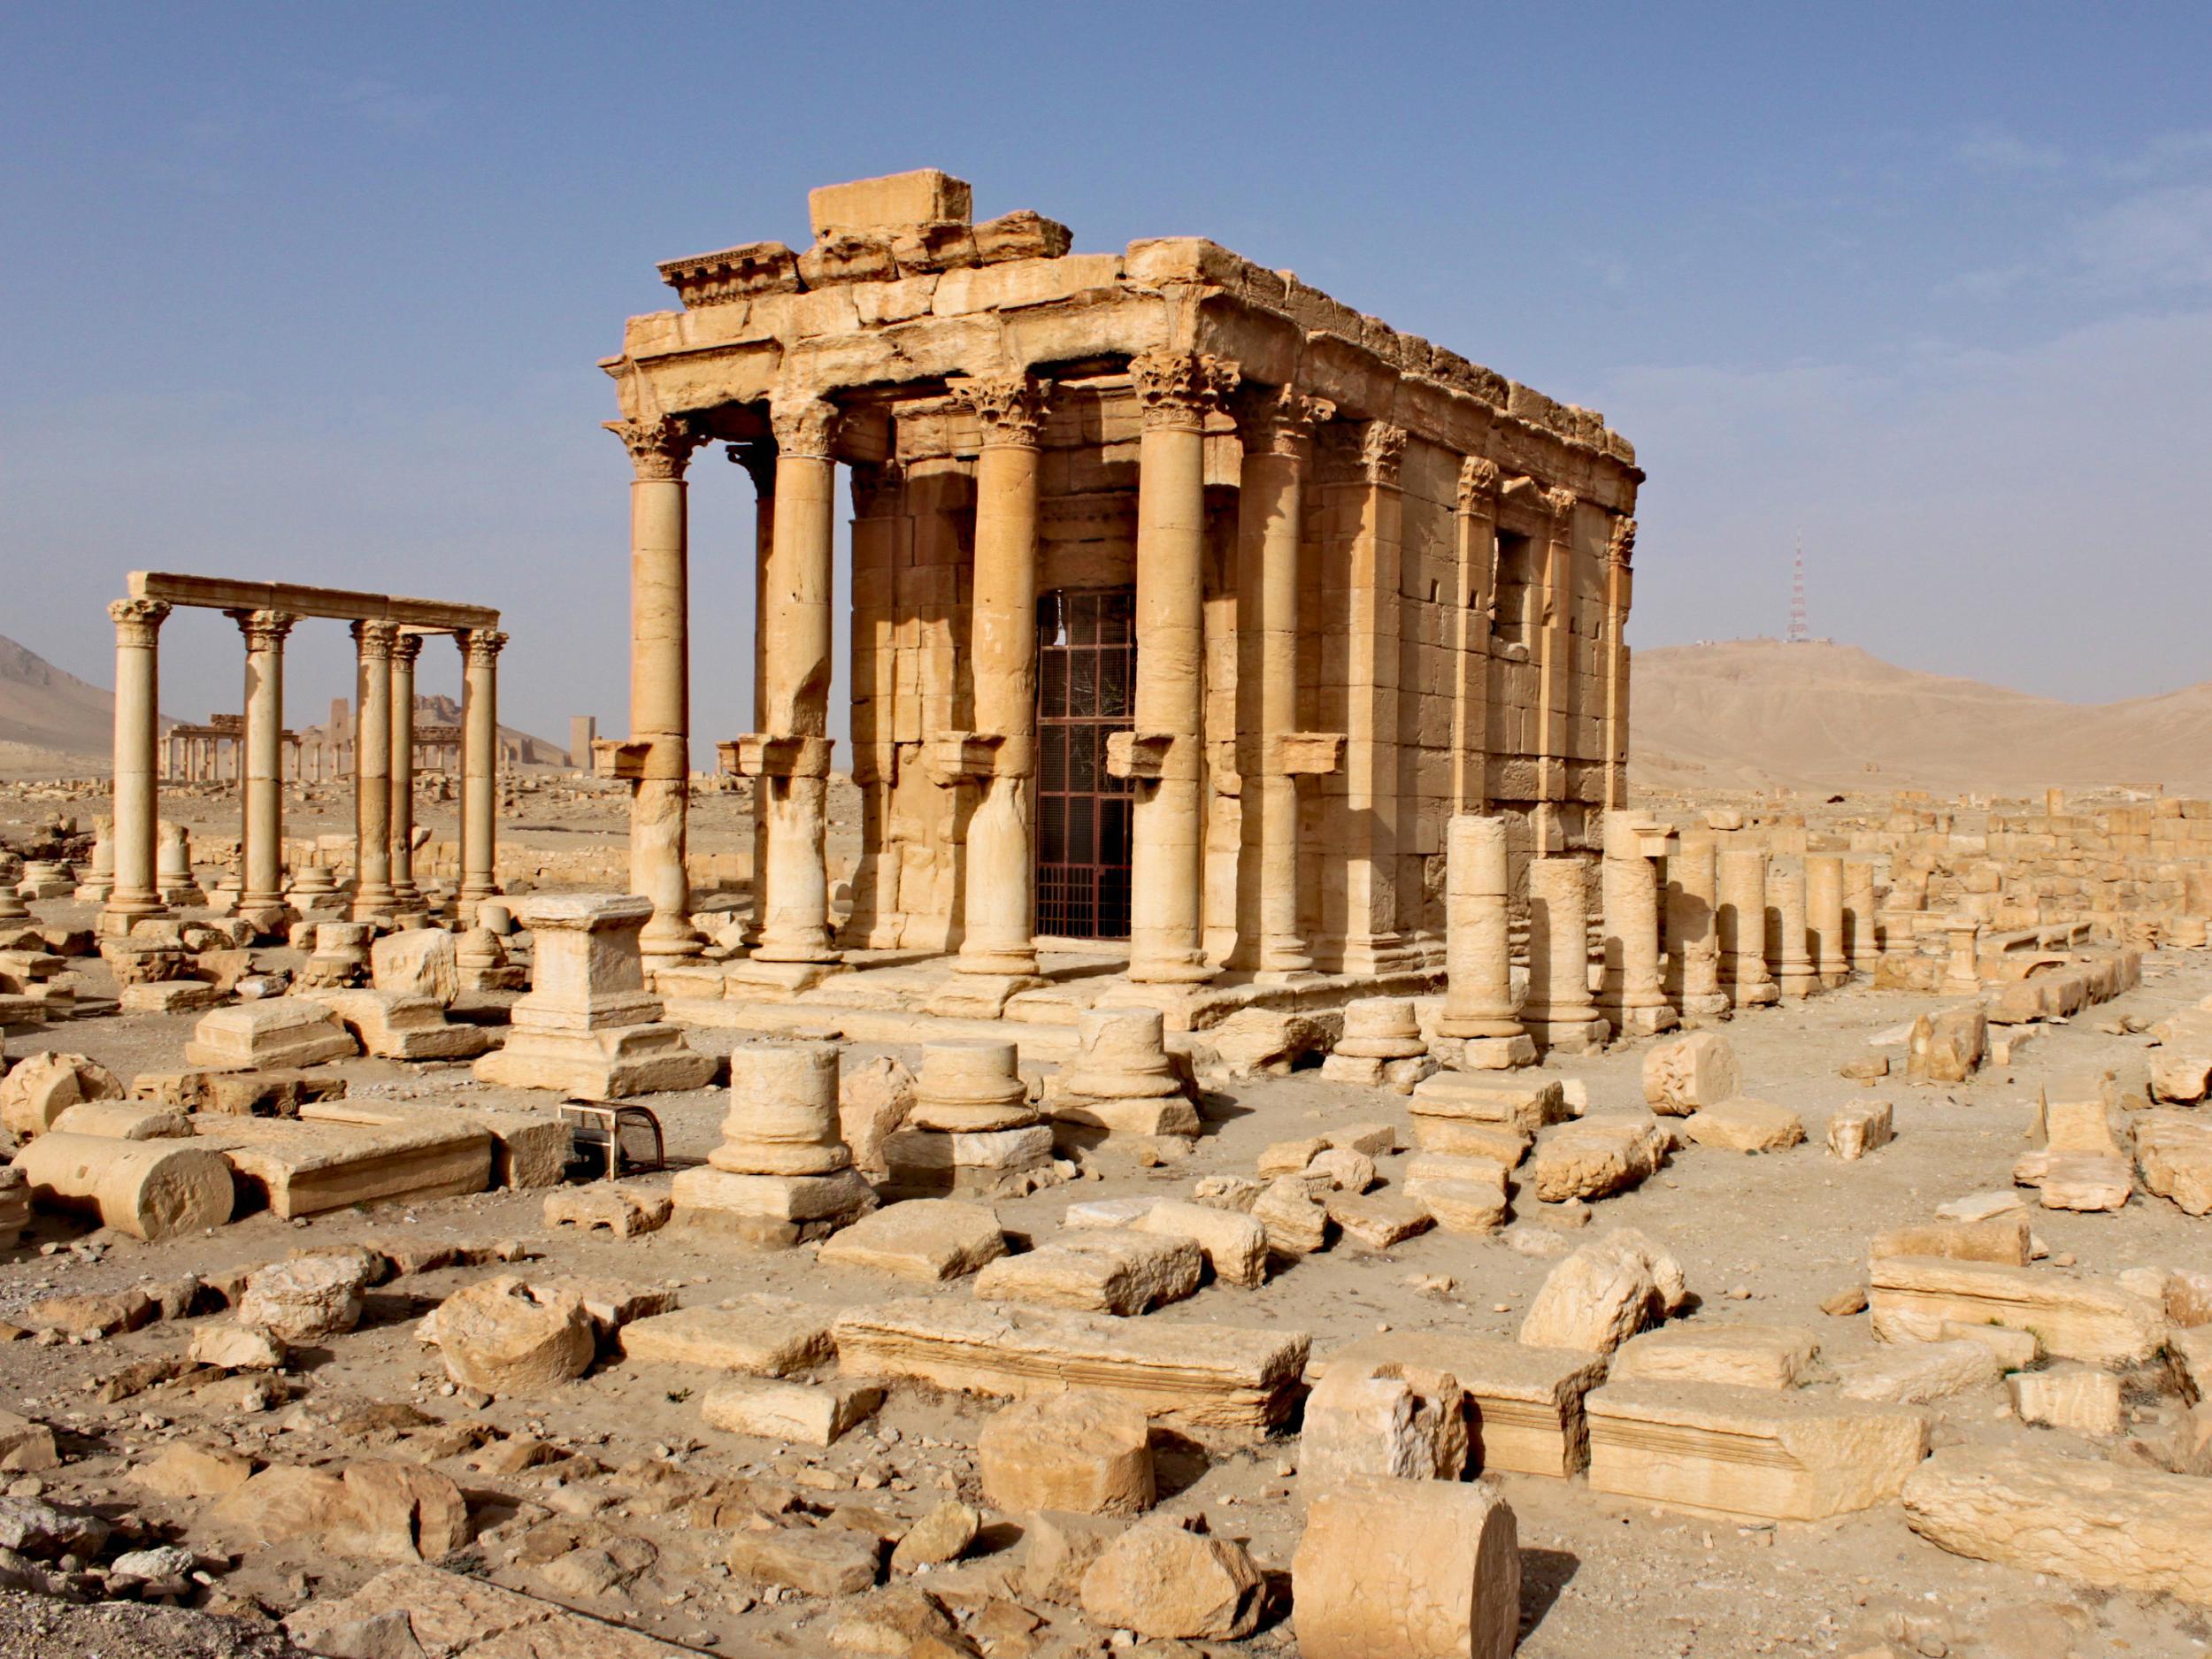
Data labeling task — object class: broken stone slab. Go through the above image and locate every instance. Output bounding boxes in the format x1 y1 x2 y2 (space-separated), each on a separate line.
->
1079 1520 1263 1642
1519 1228 1690 1354
1934 1189 2025 1223
371 928 458 1006
1683 1098 1806 1153
1252 1173 1331 1257
2010 1364 2123 1435
1869 1256 2166 1367
48 1100 191 1140
418 1275 596 1394
1527 1117 1669 1203
838 1054 913 1177
972 1230 1202 1315
1906 1004 1985 1084
1305 1146 1379 1193
1409 1117 1532 1164
817 1197 1008 1281
0 1052 126 1138
618 1299 833 1378
1311 1332 1609 1477
214 1459 470 1563
1299 1356 1467 1491
236 1253 373 1342
11 1132 234 1241
119 979 224 1015
702 1377 883 1447
134 1442 256 1501
979 1390 1155 1517
833 1298 1310 1438
1066 1196 1268 1288
1402 1153 1510 1235
1609 1322 1819 1390
1256 1136 1329 1177
726 1517 882 1597
543 1182 672 1237
1833 1339 2002 1404
455 1105 572 1191
1586 1379 1929 1521
667 1164 878 1248
2014 1148 2132 1211
2137 1111 2212 1216
303 987 495 1061
188 1323 287 1372
1873 1215 2032 1265
286 1562 698 1657
1826 1099 1895 1161
191 1099 491 1217
1294 1475 1520 1659
1409 1072 1570 1133
2151 1007 2212 1102
1641 1030 1741 1116
1325 1191 1435 1249
879 1124 1056 1198
130 1066 348 1118
182 999 357 1071
1903 1444 2212 1605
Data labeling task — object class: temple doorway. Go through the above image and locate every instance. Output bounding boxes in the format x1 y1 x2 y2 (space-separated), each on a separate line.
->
1033 587 1135 940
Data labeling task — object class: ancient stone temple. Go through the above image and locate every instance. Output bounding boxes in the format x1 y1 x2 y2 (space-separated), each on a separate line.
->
603 171 1642 1015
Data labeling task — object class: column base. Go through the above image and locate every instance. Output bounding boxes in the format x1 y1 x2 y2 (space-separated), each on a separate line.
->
641 925 703 961
1524 1010 1610 1055
1678 992 1733 1026
1939 974 1984 997
1729 981 1781 1008
1604 1003 1680 1039
1777 966 1818 998
723 957 849 997
927 973 1046 1019
1446 1033 1540 1071
952 945 1041 979
97 897 168 937
1125 954 1219 987
1252 967 1323 987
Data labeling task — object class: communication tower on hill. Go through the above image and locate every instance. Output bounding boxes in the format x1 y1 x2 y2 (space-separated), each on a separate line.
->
1786 533 1812 644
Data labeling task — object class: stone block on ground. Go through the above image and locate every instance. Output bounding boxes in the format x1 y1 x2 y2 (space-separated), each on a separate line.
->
2137 1111 2212 1216
1587 1379 1930 1521
726 1520 882 1596
1299 1356 1467 1490
1519 1228 1689 1355
1410 1072 1570 1133
1683 1098 1806 1153
286 1563 696 1657
182 999 357 1071
2014 1148 2132 1211
618 1298 834 1378
237 1253 373 1342
0 1051 125 1138
2010 1364 2123 1436
1610 1322 1818 1390
971 1229 1202 1315
1402 1153 1510 1235
1252 1174 1331 1257
1870 1256 2167 1366
1312 1332 1609 1478
817 1198 1009 1281
458 1105 571 1189
191 1098 492 1217
702 1377 883 1447
1827 1100 1894 1160
1641 1030 1740 1116
1833 1339 2002 1404
1123 1198 1268 1287
1325 1190 1434 1249
371 928 458 1006
1902 1444 2212 1605
307 988 494 1061
418 1275 595 1394
1528 1117 1668 1202
1294 1474 1519 1659
979 1390 1154 1516
1907 1005 1985 1084
1079 1520 1263 1641
1870 1216 2030 1265
48 1100 191 1141
833 1298 1309 1438
543 1182 672 1237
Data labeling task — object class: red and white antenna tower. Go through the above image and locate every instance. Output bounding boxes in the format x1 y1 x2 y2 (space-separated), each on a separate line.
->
1786 532 1811 644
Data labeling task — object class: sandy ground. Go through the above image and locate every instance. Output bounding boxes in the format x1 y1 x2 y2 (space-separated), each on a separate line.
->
2 855 2210 1657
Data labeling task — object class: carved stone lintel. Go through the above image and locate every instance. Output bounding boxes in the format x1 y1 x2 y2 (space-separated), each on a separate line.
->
1236 384 1334 457
227 608 296 653
947 372 1053 449
351 618 402 662
462 628 509 667
1130 349 1240 432
1607 515 1638 572
108 598 171 647
1456 456 1502 511
726 440 778 496
605 413 707 481
768 395 841 460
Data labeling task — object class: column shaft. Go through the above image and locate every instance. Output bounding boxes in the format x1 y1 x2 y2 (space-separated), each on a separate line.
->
1806 853 1847 986
1599 810 1676 1035
1717 843 1779 1005
1438 814 1523 1039
1843 859 1882 972
102 600 170 931
459 629 505 908
388 632 422 908
1525 855 1606 1052
349 620 398 918
728 442 776 948
1666 830 1730 1021
1767 859 1816 997
232 610 294 914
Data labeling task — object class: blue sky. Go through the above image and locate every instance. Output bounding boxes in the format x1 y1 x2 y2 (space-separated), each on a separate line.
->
4 4 2209 749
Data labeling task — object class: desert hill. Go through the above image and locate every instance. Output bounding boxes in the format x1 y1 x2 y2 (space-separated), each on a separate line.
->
0 633 128 772
1632 639 2212 797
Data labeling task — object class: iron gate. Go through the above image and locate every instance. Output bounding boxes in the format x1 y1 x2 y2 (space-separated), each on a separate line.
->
1035 588 1135 939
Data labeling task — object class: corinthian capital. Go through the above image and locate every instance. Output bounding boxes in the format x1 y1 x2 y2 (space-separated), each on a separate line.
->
227 608 296 652
726 439 777 496
1455 456 1502 511
1607 516 1637 571
462 627 509 666
108 598 171 646
1542 485 1578 526
1130 349 1240 432
1235 384 1333 457
351 618 402 661
947 371 1053 449
391 630 426 667
1360 422 1408 488
768 394 841 459
605 413 707 480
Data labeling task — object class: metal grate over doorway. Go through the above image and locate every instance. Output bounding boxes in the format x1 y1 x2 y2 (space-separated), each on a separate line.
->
1034 588 1135 940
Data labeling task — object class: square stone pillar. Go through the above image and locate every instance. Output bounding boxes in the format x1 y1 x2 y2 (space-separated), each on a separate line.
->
349 619 399 920
100 599 171 934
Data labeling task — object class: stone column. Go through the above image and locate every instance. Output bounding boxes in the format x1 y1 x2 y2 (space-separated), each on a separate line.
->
1435 814 1534 1068
753 393 842 966
1452 459 1501 813
1234 384 1332 979
349 619 399 919
949 371 1050 980
607 412 706 960
1122 349 1237 985
1601 518 1636 810
459 628 505 912
1843 859 1882 972
387 630 424 911
1806 853 1847 987
1665 830 1730 1023
1717 843 1779 1006
229 608 295 918
1766 858 1816 998
1598 811 1678 1037
728 441 777 949
1532 488 1579 849
101 599 171 933
1525 856 1607 1053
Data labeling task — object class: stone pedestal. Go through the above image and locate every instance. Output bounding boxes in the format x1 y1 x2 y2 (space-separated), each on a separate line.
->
73 818 114 905
1843 860 1883 973
1598 811 1678 1039
1767 861 1816 998
883 1038 1054 1197
155 822 204 907
1321 998 1437 1091
1941 917 1984 996
1524 856 1609 1055
1665 830 1730 1024
671 1041 872 1246
1806 854 1847 987
472 895 714 1100
1436 816 1535 1069
1717 845 1779 1008
1049 1009 1200 1144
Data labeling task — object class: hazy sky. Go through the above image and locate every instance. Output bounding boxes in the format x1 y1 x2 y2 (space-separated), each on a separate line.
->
4 4 2209 755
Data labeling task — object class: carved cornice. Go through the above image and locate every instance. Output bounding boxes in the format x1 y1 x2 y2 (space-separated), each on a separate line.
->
1360 422 1409 488
726 440 777 496
1455 456 1502 511
351 618 402 661
390 631 426 668
1607 516 1637 572
947 371 1053 449
768 395 841 459
1129 349 1240 432
227 608 296 653
462 627 509 666
1235 384 1334 457
108 598 170 647
1543 485 1578 526
604 413 707 481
